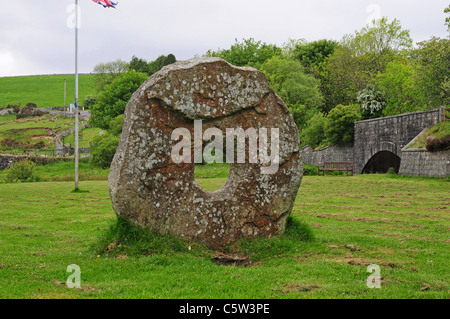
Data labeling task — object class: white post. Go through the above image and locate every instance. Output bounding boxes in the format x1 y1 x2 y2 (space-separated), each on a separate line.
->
74 0 79 191
64 78 67 107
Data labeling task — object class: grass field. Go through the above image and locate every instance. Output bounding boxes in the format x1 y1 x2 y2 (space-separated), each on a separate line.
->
0 114 78 152
0 168 448 299
0 113 97 153
63 128 102 149
0 74 96 108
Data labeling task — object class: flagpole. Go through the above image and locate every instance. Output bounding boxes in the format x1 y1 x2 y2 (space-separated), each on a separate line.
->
74 0 79 191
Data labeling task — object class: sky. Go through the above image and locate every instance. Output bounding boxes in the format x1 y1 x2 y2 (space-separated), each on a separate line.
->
0 0 448 77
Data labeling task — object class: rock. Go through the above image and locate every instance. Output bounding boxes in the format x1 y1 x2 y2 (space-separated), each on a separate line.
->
108 57 302 248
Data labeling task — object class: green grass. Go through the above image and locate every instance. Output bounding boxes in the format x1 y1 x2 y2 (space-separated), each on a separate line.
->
63 128 102 149
0 161 109 183
0 74 96 108
0 170 448 299
0 113 89 152
407 122 450 149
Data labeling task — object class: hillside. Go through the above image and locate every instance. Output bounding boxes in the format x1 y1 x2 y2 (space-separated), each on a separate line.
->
0 74 96 108
406 121 450 149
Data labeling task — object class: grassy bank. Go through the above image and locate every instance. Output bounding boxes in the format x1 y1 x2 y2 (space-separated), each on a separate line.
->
0 172 448 299
0 74 96 108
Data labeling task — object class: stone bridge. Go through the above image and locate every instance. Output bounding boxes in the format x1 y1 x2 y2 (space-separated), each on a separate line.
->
301 107 448 177
353 108 443 174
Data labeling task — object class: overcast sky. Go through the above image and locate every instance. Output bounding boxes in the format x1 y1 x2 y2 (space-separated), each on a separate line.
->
0 0 448 77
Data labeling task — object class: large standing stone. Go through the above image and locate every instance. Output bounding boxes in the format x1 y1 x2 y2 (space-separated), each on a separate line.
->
109 57 302 248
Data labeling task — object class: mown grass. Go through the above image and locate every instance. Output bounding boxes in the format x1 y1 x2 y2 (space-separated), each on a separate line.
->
0 74 96 108
0 168 448 299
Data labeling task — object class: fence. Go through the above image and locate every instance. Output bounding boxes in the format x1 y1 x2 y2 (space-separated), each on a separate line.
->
442 107 450 122
0 148 91 167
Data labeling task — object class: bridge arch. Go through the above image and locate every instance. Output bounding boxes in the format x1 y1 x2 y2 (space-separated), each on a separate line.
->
361 141 402 174
353 108 442 174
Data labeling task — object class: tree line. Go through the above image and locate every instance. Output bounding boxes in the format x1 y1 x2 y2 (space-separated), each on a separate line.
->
87 12 449 167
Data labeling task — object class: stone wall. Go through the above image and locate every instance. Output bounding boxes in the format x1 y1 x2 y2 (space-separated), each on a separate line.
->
0 155 16 170
300 145 354 167
55 124 91 156
354 108 442 173
399 149 450 177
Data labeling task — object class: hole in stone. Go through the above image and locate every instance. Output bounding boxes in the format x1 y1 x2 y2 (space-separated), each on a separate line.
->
194 162 230 192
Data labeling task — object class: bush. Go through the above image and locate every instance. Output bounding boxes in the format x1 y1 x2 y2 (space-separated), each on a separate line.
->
109 114 124 136
357 85 386 119
426 136 450 151
26 102 37 108
89 69 148 129
300 112 326 148
90 133 120 168
324 104 361 145
303 163 318 176
16 107 44 119
34 141 46 149
83 95 97 108
1 138 30 150
6 159 40 183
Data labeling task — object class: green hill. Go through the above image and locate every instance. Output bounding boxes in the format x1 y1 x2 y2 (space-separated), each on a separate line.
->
406 121 450 149
0 74 96 108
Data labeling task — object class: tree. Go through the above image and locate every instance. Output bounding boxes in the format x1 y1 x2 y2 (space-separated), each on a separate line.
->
293 39 338 69
324 104 361 145
92 59 129 92
205 38 281 68
445 4 450 34
129 56 151 75
259 56 324 129
89 69 148 129
148 54 177 76
342 17 412 56
413 37 450 109
300 112 326 148
375 59 422 116
325 17 413 108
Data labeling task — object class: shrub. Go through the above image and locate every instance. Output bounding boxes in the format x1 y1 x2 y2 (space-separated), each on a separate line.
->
83 95 97 108
26 102 37 108
1 138 29 150
108 114 124 136
303 163 318 176
6 159 40 183
357 85 386 119
90 133 120 168
425 136 450 151
16 107 44 119
34 141 46 149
